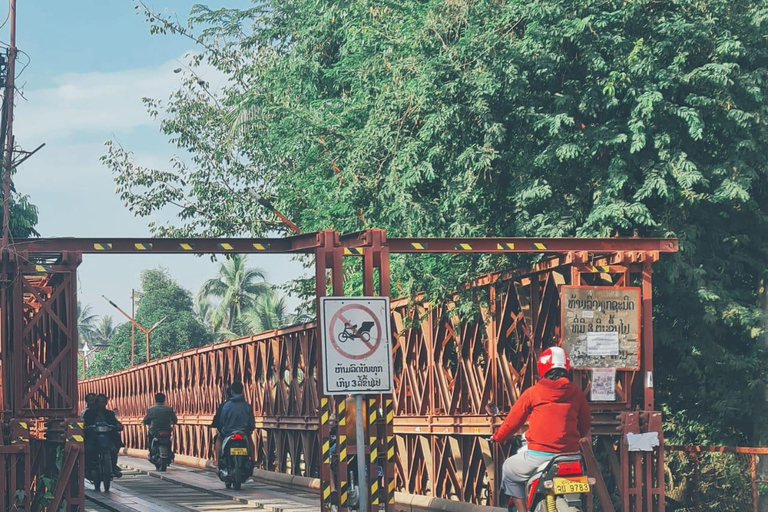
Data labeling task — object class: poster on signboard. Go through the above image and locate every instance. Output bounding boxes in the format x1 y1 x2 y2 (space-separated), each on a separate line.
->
319 296 394 395
561 286 641 369
591 368 616 401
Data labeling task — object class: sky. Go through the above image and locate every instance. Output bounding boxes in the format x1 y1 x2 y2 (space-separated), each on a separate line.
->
12 1 306 319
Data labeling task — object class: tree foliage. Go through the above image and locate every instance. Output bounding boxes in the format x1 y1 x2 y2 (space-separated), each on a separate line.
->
105 0 768 444
87 268 211 376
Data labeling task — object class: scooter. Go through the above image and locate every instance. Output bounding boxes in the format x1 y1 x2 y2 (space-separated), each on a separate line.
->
217 431 254 490
85 422 118 492
487 404 594 512
149 428 174 472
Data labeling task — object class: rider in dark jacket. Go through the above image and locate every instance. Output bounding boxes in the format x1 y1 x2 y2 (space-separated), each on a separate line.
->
219 382 255 439
83 394 123 478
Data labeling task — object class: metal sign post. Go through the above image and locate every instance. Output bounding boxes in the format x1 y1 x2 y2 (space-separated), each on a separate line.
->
320 296 393 512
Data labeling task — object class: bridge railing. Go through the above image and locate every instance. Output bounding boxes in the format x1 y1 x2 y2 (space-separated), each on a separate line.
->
665 446 767 512
81 261 648 506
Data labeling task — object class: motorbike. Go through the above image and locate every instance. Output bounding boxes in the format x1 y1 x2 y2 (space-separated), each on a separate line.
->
487 404 594 512
85 422 118 492
149 428 174 472
217 431 254 490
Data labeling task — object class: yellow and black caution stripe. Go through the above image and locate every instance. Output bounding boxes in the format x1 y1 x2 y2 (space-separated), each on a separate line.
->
323 482 332 509
368 398 378 427
370 434 380 505
496 242 516 250
530 242 548 250
585 265 610 273
93 242 113 251
454 243 473 251
178 242 195 251
320 397 332 509
252 242 271 251
385 398 395 505
321 398 331 466
368 397 380 506
343 247 364 256
217 243 235 251
337 400 348 508
34 264 52 273
410 242 427 250
66 421 84 443
134 242 153 251
12 421 29 444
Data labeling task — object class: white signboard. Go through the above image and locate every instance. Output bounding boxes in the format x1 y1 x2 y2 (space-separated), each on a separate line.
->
320 297 393 395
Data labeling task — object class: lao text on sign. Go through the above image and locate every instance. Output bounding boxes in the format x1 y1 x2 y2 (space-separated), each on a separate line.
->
319 297 393 395
561 286 641 369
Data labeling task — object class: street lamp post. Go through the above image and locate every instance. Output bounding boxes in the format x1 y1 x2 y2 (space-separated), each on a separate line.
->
102 295 167 364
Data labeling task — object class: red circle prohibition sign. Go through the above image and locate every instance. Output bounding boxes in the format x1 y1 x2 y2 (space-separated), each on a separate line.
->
328 304 382 361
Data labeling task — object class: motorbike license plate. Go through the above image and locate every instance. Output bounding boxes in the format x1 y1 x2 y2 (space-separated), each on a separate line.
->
229 447 248 456
553 476 590 494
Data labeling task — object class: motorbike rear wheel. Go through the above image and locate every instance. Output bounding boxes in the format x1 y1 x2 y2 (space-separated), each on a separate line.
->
160 460 168 472
100 452 113 492
233 456 243 490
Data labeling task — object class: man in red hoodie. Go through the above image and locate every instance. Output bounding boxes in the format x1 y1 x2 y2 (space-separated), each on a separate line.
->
492 347 591 512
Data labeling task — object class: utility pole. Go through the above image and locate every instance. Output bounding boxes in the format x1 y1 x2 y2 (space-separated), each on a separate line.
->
1 0 16 249
103 294 166 364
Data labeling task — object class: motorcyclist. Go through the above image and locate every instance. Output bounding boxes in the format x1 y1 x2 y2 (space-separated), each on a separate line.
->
83 393 124 478
211 385 232 463
492 347 591 512
143 392 178 456
219 382 255 459
81 393 97 418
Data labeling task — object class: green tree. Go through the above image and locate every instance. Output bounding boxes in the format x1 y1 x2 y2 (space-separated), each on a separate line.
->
105 0 768 445
92 315 118 349
198 254 270 332
245 289 294 332
77 302 97 350
88 268 211 376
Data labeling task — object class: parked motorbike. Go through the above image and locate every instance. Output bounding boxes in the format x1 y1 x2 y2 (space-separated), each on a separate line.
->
217 431 254 490
486 404 594 512
85 422 118 492
149 428 174 472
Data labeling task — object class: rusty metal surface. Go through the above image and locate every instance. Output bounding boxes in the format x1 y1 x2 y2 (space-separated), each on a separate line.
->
1 254 85 512
80 252 661 508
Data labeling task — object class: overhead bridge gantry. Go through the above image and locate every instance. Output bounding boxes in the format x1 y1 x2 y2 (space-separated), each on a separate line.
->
1 230 677 512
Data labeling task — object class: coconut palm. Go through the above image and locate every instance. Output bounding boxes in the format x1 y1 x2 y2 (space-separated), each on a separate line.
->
198 255 270 331
245 291 290 332
92 315 117 348
77 302 97 350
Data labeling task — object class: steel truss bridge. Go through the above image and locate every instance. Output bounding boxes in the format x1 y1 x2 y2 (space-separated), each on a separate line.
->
0 229 677 512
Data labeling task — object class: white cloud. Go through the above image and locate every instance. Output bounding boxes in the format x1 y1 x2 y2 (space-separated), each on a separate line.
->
14 55 225 143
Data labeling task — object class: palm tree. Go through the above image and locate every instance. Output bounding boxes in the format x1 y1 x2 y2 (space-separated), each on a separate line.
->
77 302 97 350
92 315 117 348
245 290 311 333
245 291 290 332
198 255 270 331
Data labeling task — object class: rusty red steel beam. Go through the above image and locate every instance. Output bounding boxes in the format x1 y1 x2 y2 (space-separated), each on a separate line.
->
9 235 679 255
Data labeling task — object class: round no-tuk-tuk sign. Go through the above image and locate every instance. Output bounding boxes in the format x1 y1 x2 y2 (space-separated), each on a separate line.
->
319 297 393 395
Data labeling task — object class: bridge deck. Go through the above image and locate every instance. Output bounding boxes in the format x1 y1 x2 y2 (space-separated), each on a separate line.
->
85 456 321 512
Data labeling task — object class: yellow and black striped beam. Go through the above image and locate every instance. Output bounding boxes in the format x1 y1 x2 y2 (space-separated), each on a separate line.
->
343 247 364 256
389 238 678 253
12 235 678 255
